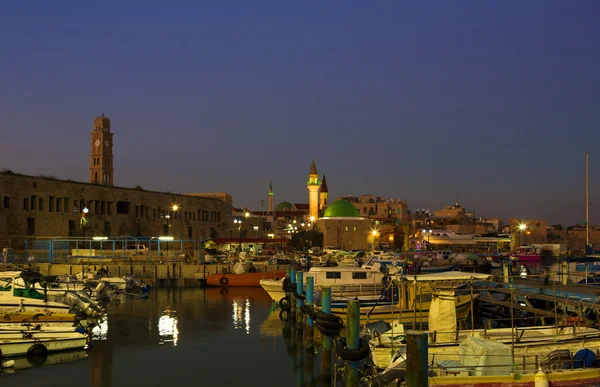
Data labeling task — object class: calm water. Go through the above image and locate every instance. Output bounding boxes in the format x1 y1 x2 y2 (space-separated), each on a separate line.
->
1 287 308 387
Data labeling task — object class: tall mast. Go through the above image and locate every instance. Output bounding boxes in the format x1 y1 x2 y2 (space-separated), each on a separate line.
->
586 152 590 249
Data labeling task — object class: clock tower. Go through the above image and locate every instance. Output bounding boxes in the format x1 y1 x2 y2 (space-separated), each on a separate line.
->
90 113 114 185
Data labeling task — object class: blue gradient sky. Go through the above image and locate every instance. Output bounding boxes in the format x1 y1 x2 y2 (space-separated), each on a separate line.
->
1 1 599 224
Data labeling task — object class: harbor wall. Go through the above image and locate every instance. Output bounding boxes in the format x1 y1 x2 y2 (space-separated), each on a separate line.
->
35 263 288 288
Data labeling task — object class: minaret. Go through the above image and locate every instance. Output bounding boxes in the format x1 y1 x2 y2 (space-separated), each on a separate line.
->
90 113 114 185
320 174 329 210
307 159 321 219
268 181 274 213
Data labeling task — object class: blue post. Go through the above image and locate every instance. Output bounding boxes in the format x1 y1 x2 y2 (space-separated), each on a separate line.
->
406 330 428 387
296 271 304 308
306 277 314 327
345 300 361 386
321 286 332 381
290 267 297 317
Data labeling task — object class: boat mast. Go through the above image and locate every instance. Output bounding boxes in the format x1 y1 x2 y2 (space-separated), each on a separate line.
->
586 152 590 250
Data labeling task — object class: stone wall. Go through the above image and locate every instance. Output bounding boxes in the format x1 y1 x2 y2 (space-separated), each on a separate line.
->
0 172 232 248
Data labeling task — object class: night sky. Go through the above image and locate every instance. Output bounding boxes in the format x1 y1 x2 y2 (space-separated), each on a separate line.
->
1 1 599 225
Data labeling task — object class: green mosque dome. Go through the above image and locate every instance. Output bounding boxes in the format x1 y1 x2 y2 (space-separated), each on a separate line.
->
323 199 360 218
275 201 293 211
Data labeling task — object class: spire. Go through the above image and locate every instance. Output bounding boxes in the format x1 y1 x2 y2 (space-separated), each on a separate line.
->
309 159 318 175
269 181 272 190
321 175 328 193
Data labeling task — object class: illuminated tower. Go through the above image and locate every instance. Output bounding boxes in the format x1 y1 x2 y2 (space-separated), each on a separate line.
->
90 114 114 185
268 181 274 213
319 174 328 210
307 159 321 219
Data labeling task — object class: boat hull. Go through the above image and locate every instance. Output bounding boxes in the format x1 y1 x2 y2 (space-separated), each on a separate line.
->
207 270 287 287
0 334 88 357
428 368 600 387
330 294 474 325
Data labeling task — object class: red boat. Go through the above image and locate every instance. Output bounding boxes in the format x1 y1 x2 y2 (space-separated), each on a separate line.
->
206 270 287 287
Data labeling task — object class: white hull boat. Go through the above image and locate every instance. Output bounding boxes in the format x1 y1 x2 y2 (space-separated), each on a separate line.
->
0 332 88 357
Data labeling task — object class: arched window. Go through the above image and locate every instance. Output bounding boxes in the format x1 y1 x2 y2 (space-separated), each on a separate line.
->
94 172 98 183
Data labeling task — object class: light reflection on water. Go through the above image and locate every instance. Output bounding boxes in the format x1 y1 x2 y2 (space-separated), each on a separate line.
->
0 287 298 387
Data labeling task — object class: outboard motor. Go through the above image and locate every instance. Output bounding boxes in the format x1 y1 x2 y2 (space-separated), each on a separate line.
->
63 291 103 317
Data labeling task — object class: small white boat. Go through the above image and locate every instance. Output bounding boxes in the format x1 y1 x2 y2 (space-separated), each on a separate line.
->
0 331 88 358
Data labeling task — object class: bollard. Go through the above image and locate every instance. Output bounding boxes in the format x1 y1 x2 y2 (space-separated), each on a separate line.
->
296 271 304 325
321 286 332 381
406 330 428 387
345 300 361 387
290 268 297 317
305 276 314 350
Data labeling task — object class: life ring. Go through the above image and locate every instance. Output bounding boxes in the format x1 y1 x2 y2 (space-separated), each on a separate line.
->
279 296 291 311
220 277 229 286
335 337 370 362
26 343 48 367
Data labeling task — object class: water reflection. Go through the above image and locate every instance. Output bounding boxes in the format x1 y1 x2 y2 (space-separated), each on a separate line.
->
232 298 252 334
92 317 109 341
158 308 179 346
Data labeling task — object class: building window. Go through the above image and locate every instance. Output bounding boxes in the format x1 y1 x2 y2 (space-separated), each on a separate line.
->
188 226 193 238
352 272 367 280
31 195 37 210
56 197 62 213
39 198 44 211
325 272 341 279
353 226 357 232
101 201 106 215
23 198 29 211
345 226 349 231
107 202 112 215
49 197 54 212
33 182 37 189
153 209 157 219
116 201 130 214
104 222 111 236
27 218 35 235
68 220 76 237
3 196 9 209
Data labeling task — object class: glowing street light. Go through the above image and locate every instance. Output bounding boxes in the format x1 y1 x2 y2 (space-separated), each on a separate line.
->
309 216 315 222
171 204 179 212
83 207 89 214
244 211 250 218
518 223 527 231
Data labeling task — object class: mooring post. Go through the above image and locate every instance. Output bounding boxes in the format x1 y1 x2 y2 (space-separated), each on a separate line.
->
321 286 332 381
296 271 304 325
290 267 297 317
305 276 314 349
406 330 428 387
345 300 361 387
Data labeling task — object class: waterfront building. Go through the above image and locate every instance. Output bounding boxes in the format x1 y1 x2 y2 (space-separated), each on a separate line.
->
315 199 374 251
0 115 232 249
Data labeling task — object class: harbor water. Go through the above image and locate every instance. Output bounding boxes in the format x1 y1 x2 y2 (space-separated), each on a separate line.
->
1 287 304 387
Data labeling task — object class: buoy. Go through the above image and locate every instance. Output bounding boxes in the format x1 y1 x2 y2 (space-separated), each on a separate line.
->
1 360 15 368
534 368 549 387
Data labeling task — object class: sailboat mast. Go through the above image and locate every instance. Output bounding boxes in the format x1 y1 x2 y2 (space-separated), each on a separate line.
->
586 152 590 249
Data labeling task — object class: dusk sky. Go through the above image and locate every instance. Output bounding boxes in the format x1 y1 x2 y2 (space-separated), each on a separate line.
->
1 1 599 225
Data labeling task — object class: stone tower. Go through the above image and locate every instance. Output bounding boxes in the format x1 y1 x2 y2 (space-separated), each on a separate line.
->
320 174 328 210
268 181 274 213
307 159 321 219
90 114 114 185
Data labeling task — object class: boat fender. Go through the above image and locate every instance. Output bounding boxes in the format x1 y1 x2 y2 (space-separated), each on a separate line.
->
1 360 14 369
75 326 86 334
279 296 291 311
534 368 549 387
299 304 316 319
573 348 597 369
282 277 291 291
26 343 48 367
279 310 289 321
335 337 370 362
220 277 229 286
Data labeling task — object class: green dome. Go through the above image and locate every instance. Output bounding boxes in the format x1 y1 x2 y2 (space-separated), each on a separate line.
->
323 199 360 218
275 201 293 211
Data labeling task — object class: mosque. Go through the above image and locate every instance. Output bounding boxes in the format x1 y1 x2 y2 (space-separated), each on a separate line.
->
267 160 376 251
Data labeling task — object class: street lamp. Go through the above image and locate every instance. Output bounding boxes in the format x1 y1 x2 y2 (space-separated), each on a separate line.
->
81 207 89 237
422 229 432 250
234 219 243 252
371 229 379 251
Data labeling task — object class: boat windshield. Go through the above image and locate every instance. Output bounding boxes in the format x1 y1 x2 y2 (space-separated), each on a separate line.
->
0 277 12 290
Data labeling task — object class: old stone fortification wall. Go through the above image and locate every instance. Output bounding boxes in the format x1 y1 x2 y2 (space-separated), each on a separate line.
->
0 172 232 248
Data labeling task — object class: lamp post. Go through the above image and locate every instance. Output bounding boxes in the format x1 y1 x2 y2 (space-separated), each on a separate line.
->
81 207 89 238
422 229 432 250
371 229 379 251
234 219 243 252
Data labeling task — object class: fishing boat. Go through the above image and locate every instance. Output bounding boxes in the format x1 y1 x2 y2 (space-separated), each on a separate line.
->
329 272 491 324
0 271 102 317
0 312 90 329
0 349 87 372
260 262 397 303
0 331 88 358
206 262 286 287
